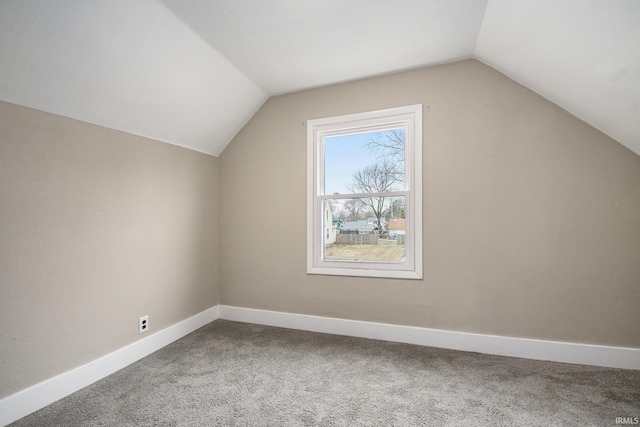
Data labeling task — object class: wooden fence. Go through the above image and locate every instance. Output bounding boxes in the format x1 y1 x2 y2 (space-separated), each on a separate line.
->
336 234 379 245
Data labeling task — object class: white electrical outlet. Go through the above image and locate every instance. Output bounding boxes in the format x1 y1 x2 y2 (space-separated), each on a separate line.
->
139 315 149 334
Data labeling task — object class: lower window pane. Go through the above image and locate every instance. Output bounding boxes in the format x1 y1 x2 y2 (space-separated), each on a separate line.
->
322 196 406 264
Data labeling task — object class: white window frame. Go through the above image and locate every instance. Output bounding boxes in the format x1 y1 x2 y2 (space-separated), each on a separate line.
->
307 104 423 279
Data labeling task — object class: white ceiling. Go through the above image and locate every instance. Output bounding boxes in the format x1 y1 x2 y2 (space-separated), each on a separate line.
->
159 0 488 95
0 0 638 156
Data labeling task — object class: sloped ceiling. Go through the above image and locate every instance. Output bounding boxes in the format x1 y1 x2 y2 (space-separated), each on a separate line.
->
0 0 638 156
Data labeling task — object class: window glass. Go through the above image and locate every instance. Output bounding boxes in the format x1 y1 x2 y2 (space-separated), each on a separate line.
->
307 105 422 279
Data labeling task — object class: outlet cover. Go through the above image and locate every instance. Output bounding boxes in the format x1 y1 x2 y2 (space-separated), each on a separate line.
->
139 315 149 334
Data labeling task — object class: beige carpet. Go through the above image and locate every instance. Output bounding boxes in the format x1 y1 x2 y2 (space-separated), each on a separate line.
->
10 320 640 426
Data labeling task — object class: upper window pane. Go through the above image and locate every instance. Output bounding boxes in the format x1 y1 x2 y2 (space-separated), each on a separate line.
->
324 129 405 195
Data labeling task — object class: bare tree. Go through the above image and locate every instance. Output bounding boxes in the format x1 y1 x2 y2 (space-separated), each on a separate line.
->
365 129 405 164
348 159 402 231
342 198 365 222
384 197 405 222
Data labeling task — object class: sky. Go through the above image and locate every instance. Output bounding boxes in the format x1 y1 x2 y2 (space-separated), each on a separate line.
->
323 129 403 195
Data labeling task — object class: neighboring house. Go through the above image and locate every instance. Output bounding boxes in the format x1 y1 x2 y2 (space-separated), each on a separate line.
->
341 219 377 234
323 201 338 245
388 218 406 237
388 218 406 244
369 217 388 230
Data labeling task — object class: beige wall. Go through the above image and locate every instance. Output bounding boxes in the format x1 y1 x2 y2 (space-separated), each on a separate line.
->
1 58 638 401
219 59 640 348
0 101 219 398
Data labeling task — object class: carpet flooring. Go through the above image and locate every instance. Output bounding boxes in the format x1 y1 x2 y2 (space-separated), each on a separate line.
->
10 320 640 426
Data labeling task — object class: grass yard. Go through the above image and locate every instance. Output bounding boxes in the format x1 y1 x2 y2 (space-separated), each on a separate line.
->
324 239 405 263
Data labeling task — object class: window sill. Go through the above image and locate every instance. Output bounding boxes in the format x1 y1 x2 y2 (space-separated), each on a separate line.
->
307 265 423 280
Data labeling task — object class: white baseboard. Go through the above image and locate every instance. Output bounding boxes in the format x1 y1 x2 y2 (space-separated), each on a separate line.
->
219 305 640 370
4 304 638 426
0 306 220 427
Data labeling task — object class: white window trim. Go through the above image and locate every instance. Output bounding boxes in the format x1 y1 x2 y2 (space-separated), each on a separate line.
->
307 104 423 280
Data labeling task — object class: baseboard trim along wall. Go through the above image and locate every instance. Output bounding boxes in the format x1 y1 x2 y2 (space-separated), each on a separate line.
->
3 304 639 426
218 305 640 371
0 306 219 427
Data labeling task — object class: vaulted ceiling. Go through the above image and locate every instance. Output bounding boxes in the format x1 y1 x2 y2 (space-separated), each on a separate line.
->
1 0 638 156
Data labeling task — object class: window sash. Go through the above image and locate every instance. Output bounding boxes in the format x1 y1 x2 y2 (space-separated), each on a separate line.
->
318 122 410 196
319 195 412 270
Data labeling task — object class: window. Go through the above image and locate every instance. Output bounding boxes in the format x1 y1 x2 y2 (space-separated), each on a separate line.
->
307 105 422 279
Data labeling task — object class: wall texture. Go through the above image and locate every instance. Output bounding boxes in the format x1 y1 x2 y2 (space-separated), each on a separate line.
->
0 101 219 399
219 59 640 348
